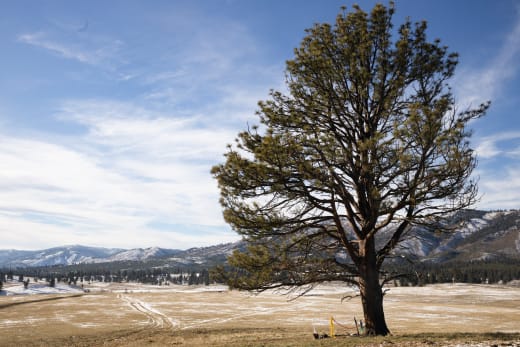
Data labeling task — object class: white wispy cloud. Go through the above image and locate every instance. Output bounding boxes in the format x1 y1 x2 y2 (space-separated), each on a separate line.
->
18 32 92 64
475 131 520 158
57 100 237 161
17 31 124 68
475 165 520 210
455 8 520 107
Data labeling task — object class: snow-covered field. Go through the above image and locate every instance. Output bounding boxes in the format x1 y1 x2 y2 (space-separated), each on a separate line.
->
0 282 519 346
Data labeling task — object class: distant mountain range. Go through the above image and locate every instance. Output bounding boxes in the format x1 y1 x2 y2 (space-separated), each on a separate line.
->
395 209 520 263
0 242 240 269
1 209 518 269
0 245 177 268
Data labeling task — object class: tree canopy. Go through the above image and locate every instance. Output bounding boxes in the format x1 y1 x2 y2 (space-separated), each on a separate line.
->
212 3 489 335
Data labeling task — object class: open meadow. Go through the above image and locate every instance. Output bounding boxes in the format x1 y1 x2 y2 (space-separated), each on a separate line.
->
1 282 519 346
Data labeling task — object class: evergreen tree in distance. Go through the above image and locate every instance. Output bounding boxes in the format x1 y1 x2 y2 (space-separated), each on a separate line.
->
212 3 489 336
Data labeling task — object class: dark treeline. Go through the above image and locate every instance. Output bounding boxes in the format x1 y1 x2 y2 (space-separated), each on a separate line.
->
0 256 221 288
384 258 520 286
0 265 212 288
2 258 519 290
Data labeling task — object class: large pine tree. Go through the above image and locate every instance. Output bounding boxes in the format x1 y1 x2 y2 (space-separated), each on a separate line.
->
212 3 488 335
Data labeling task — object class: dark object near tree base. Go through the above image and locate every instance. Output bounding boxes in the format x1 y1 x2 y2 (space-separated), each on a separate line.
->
313 333 329 339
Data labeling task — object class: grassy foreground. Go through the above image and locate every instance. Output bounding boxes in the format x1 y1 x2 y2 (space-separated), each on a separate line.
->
1 327 519 347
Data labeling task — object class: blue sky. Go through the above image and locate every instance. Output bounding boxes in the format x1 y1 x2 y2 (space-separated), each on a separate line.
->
0 0 519 250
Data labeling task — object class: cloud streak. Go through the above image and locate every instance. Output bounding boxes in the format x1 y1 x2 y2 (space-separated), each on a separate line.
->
475 131 520 159
455 8 520 107
475 165 520 210
17 30 124 69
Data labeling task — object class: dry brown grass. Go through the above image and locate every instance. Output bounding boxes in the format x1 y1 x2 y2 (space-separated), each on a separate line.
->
1 283 519 346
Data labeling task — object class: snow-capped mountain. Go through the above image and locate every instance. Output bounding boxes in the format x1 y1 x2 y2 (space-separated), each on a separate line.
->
0 245 180 268
105 247 179 262
389 209 520 262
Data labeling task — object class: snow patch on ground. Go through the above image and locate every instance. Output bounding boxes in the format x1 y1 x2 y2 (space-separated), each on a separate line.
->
304 283 358 296
1 283 84 296
483 211 500 220
483 210 515 220
107 284 230 294
460 218 488 236
75 323 100 328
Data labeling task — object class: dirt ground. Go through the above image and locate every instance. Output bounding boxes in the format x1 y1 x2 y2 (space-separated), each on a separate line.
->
0 282 519 346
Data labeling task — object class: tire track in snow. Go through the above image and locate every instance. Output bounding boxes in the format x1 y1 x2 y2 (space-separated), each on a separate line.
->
118 294 178 329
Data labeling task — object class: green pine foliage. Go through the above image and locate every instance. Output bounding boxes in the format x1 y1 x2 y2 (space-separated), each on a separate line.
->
211 3 489 335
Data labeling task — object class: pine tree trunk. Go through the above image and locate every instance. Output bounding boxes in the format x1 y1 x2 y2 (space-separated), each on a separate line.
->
358 238 390 336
